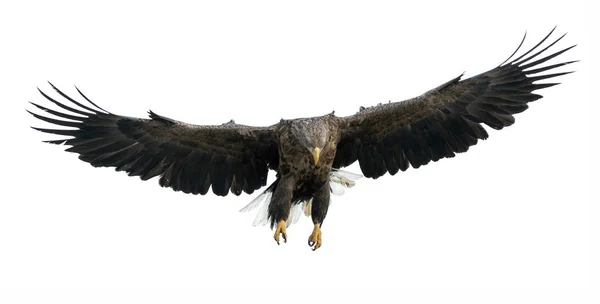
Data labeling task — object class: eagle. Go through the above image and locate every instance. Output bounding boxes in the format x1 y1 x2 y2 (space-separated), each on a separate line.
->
29 28 575 250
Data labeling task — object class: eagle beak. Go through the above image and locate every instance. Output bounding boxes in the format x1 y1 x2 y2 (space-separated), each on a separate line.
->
312 147 321 165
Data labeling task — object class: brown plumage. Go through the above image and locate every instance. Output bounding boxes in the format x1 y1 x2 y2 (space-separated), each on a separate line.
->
29 28 576 250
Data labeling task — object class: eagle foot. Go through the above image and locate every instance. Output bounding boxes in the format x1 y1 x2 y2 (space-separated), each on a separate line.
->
308 224 322 251
273 220 287 245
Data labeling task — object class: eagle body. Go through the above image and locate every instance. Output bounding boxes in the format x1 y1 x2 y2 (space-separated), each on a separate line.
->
29 29 576 250
269 115 343 229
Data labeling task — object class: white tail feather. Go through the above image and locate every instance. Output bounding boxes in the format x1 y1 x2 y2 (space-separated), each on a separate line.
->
330 182 345 196
302 200 312 216
240 190 270 213
286 204 303 227
330 168 362 188
240 169 363 227
250 192 272 226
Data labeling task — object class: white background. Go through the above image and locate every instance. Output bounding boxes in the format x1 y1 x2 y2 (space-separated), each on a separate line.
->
0 0 596 303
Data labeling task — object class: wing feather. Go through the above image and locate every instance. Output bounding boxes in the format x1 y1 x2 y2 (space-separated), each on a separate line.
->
29 86 279 196
335 29 576 178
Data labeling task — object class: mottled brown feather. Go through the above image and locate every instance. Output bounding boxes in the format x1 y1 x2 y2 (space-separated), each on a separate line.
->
31 85 279 196
334 30 576 178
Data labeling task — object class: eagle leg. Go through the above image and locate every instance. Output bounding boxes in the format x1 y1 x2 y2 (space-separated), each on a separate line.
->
308 223 322 251
269 176 295 245
273 220 287 245
308 180 329 251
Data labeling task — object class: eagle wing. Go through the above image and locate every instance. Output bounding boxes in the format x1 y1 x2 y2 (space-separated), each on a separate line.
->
334 29 576 178
29 85 279 196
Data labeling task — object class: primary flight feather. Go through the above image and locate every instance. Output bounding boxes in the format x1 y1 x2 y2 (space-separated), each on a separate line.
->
29 28 576 250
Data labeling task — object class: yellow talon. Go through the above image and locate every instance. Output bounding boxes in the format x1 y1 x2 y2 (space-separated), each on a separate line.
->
273 220 287 245
308 223 322 251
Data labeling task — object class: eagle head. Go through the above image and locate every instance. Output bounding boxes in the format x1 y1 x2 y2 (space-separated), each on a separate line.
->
290 118 329 165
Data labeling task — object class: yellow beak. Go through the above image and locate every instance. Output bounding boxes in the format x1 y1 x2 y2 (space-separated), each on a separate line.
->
312 147 321 165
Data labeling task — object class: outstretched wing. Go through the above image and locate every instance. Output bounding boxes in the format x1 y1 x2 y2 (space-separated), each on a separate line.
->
29 84 279 196
334 28 576 178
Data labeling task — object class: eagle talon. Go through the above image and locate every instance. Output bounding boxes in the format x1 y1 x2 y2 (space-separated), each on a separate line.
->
273 220 287 245
308 224 322 251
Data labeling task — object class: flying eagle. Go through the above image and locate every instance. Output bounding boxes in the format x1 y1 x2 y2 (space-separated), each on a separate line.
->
29 29 575 250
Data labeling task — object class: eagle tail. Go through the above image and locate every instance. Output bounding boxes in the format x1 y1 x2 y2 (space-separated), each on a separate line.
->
239 170 363 227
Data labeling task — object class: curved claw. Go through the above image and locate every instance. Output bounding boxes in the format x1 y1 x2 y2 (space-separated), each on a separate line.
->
273 220 287 245
308 224 322 251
